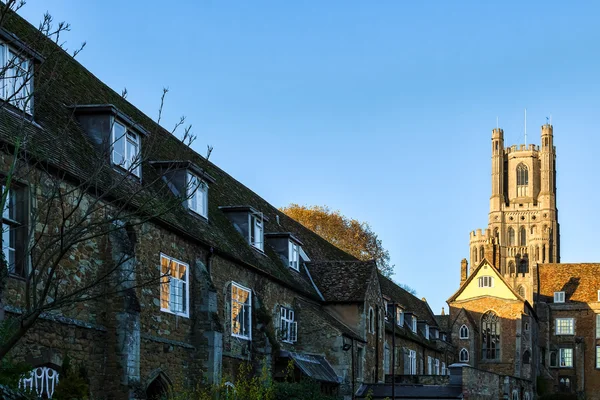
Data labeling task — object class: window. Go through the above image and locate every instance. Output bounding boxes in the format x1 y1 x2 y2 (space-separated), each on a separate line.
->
409 350 417 375
516 163 529 197
596 314 600 338
459 324 469 339
368 307 375 334
459 348 469 362
517 285 526 298
383 344 390 374
482 311 500 360
280 307 297 343
479 246 484 261
288 241 299 270
559 377 571 392
596 346 600 369
2 185 21 274
249 214 263 251
524 393 530 400
550 351 557 367
519 226 526 246
112 121 141 177
555 318 574 335
425 324 429 340
18 367 59 398
523 350 531 364
397 307 404 327
411 316 417 333
434 359 439 375
508 227 515 246
441 362 446 376
554 291 565 303
512 389 519 400
357 347 364 380
559 348 573 367
427 356 432 375
187 173 208 218
598 290 600 302
478 276 494 288
508 261 515 274
160 254 189 317
524 322 529 332
0 45 33 113
231 282 252 340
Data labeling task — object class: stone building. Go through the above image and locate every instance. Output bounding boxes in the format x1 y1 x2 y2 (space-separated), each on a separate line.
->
0 8 452 400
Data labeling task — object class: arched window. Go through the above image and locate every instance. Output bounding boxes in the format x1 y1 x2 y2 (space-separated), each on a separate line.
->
517 285 526 298
19 367 60 399
459 348 469 362
481 311 500 360
493 228 500 243
459 324 469 339
523 350 531 364
519 226 526 246
559 377 571 392
472 247 477 263
517 163 529 197
518 259 528 274
146 372 172 400
368 308 375 334
530 225 536 235
479 246 484 261
549 351 557 367
508 228 515 246
508 261 515 275
535 246 540 261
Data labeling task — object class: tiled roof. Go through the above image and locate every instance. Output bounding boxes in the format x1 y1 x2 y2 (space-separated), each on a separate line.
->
435 315 450 332
1 10 358 299
306 260 377 302
378 274 438 327
537 263 600 304
296 298 363 341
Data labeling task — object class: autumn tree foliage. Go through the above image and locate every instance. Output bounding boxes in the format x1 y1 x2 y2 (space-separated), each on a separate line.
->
280 204 394 277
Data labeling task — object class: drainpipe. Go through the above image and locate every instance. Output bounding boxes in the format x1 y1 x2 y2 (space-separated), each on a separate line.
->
352 339 355 400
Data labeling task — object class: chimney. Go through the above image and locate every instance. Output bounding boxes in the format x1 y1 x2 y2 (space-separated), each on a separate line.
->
460 258 468 286
441 307 446 316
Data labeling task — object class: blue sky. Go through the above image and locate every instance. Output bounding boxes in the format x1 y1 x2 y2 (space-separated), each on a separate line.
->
19 1 600 313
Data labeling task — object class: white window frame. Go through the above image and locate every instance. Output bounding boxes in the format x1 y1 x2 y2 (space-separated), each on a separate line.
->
459 348 469 362
441 362 446 376
512 389 519 400
425 324 429 340
249 213 264 251
288 240 299 271
231 282 252 340
409 350 417 375
280 306 297 343
397 307 404 327
383 343 390 375
478 276 494 288
434 358 440 375
555 318 574 335
427 356 432 375
187 172 208 218
2 185 18 273
159 253 189 318
0 44 33 114
411 316 417 333
112 120 141 177
596 314 600 339
459 324 469 339
559 348 573 368
554 291 565 303
596 346 600 369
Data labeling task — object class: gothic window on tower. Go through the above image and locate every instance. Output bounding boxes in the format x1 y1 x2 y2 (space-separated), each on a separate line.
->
481 311 500 361
516 163 529 197
520 226 526 246
508 228 515 246
472 247 477 263
508 261 515 275
518 259 528 274
479 246 484 261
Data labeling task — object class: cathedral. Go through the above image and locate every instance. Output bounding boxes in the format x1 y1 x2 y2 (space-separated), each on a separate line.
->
447 124 600 398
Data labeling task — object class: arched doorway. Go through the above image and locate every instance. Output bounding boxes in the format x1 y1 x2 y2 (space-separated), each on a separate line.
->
146 371 172 400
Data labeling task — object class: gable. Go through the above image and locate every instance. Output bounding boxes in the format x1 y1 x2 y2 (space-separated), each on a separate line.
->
455 261 517 302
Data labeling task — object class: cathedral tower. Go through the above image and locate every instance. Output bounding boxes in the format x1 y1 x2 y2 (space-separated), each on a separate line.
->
469 124 559 301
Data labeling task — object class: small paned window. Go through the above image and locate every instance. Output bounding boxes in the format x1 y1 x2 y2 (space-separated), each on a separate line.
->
459 348 469 362
425 324 429 340
397 307 404 327
434 358 439 375
519 226 527 246
596 314 600 338
409 350 417 374
427 356 432 375
187 173 208 218
441 362 446 375
478 276 494 288
554 291 565 303
1 185 23 274
160 254 189 317
288 241 299 270
559 348 573 367
555 318 574 335
112 121 141 177
459 324 469 339
231 282 252 340
0 45 33 113
596 346 600 369
249 214 264 251
516 163 529 197
411 316 417 333
280 307 297 343
481 311 500 360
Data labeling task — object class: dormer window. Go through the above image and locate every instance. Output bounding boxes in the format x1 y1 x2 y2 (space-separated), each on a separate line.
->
187 172 208 218
425 324 430 340
0 45 33 113
112 121 140 177
554 291 565 303
411 315 417 333
288 240 299 270
250 213 264 251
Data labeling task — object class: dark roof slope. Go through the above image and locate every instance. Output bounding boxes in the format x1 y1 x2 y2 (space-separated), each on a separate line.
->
435 315 450 332
306 261 377 302
296 298 363 341
1 10 358 299
378 274 438 327
537 263 600 304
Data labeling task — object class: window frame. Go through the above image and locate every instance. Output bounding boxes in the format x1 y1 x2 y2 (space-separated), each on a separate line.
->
555 318 574 336
434 358 439 375
411 316 417 333
459 348 469 362
249 213 264 251
478 276 494 288
559 348 573 368
554 291 565 303
288 240 299 271
111 119 141 178
186 172 209 219
409 349 417 375
231 282 252 340
368 307 375 334
459 324 469 339
280 306 297 344
596 314 600 339
427 356 432 375
0 44 34 114
159 253 190 318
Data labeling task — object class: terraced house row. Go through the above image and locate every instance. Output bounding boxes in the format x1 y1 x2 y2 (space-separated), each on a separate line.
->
0 8 454 400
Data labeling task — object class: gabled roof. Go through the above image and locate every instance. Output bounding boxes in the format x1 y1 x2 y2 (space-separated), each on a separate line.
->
378 274 438 327
0 9 359 300
306 260 377 302
447 258 525 304
450 307 479 334
434 315 450 332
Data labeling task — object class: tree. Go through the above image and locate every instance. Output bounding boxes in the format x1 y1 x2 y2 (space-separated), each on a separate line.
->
0 1 211 361
280 204 394 277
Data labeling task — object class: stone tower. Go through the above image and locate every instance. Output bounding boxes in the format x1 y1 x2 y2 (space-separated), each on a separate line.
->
469 124 560 301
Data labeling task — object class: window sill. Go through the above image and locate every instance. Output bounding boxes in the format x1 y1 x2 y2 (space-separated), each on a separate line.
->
188 208 209 223
232 333 252 341
112 164 142 181
160 307 189 319
8 273 26 282
282 340 296 345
